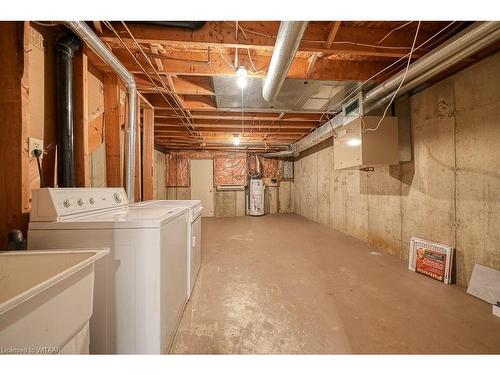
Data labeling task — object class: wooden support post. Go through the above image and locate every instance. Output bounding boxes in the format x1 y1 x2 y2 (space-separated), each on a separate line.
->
142 108 154 200
134 96 142 201
104 73 122 187
74 48 90 187
0 22 30 247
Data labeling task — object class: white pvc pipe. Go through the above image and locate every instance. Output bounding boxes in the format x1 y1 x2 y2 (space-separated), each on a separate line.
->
64 21 137 202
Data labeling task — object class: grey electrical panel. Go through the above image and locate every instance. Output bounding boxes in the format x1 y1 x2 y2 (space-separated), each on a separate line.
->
283 160 293 179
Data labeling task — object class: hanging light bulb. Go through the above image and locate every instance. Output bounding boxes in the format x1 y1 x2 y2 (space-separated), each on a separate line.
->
232 135 241 146
236 66 247 88
347 138 361 147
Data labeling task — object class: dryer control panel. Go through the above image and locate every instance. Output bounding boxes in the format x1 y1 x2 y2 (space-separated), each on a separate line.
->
30 188 129 222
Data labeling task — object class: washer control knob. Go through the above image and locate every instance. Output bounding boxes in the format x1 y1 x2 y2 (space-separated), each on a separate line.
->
77 198 85 206
113 193 122 203
89 197 95 205
63 199 72 208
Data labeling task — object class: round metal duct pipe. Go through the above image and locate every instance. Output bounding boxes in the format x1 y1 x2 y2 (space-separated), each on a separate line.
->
56 32 80 187
261 150 295 158
262 21 308 103
364 23 500 113
289 21 500 155
64 21 137 202
364 21 500 104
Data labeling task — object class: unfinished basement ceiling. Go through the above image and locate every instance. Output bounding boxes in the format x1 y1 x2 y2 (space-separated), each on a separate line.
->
81 20 477 151
213 77 363 113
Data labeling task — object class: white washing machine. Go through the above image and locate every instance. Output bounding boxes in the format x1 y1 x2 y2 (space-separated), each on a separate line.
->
132 200 202 298
27 188 189 354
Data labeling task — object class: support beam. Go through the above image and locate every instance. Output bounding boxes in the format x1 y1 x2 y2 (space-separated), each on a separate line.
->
142 107 154 200
0 22 30 247
104 73 122 187
306 52 319 78
100 22 428 59
89 44 391 85
74 48 90 187
149 43 164 71
94 48 391 82
153 109 324 122
93 21 103 34
135 96 142 201
155 126 310 133
325 21 341 48
155 119 318 128
136 74 215 95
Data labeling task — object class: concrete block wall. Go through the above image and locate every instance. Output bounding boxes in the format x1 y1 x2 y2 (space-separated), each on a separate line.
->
293 51 500 287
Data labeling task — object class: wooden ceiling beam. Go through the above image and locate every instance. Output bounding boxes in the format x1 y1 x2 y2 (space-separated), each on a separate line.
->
325 21 341 48
100 22 429 59
306 52 319 79
153 109 323 121
154 119 318 128
155 125 308 134
157 138 297 145
155 135 305 142
149 43 164 71
142 92 217 110
101 48 392 82
155 128 307 135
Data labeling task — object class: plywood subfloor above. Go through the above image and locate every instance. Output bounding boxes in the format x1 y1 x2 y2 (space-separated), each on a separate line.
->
171 214 500 354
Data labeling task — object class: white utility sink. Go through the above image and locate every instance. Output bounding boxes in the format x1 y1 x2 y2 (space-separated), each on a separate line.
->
0 249 108 354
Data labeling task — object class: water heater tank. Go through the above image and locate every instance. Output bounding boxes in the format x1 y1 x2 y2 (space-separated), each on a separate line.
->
247 179 265 216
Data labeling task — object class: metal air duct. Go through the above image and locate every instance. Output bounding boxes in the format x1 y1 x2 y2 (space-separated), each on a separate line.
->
56 32 80 187
364 22 500 104
64 21 138 202
290 21 500 155
262 21 308 102
364 23 500 112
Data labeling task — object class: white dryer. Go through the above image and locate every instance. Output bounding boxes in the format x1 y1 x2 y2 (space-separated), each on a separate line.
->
28 188 189 354
132 200 202 298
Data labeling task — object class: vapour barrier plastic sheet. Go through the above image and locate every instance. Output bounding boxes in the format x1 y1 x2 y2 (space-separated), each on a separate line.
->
249 154 282 178
165 152 190 187
214 154 247 186
261 158 280 178
163 151 284 187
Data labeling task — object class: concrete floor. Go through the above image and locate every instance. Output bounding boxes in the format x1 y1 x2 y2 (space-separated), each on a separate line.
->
170 214 500 354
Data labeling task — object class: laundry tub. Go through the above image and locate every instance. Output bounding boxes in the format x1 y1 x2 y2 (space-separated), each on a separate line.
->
0 249 108 354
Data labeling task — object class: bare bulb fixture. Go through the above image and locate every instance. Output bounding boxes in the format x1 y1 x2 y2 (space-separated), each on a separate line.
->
232 136 241 146
347 138 361 147
236 67 248 88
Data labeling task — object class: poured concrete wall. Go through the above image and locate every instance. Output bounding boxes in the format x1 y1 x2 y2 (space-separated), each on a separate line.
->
293 52 500 287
